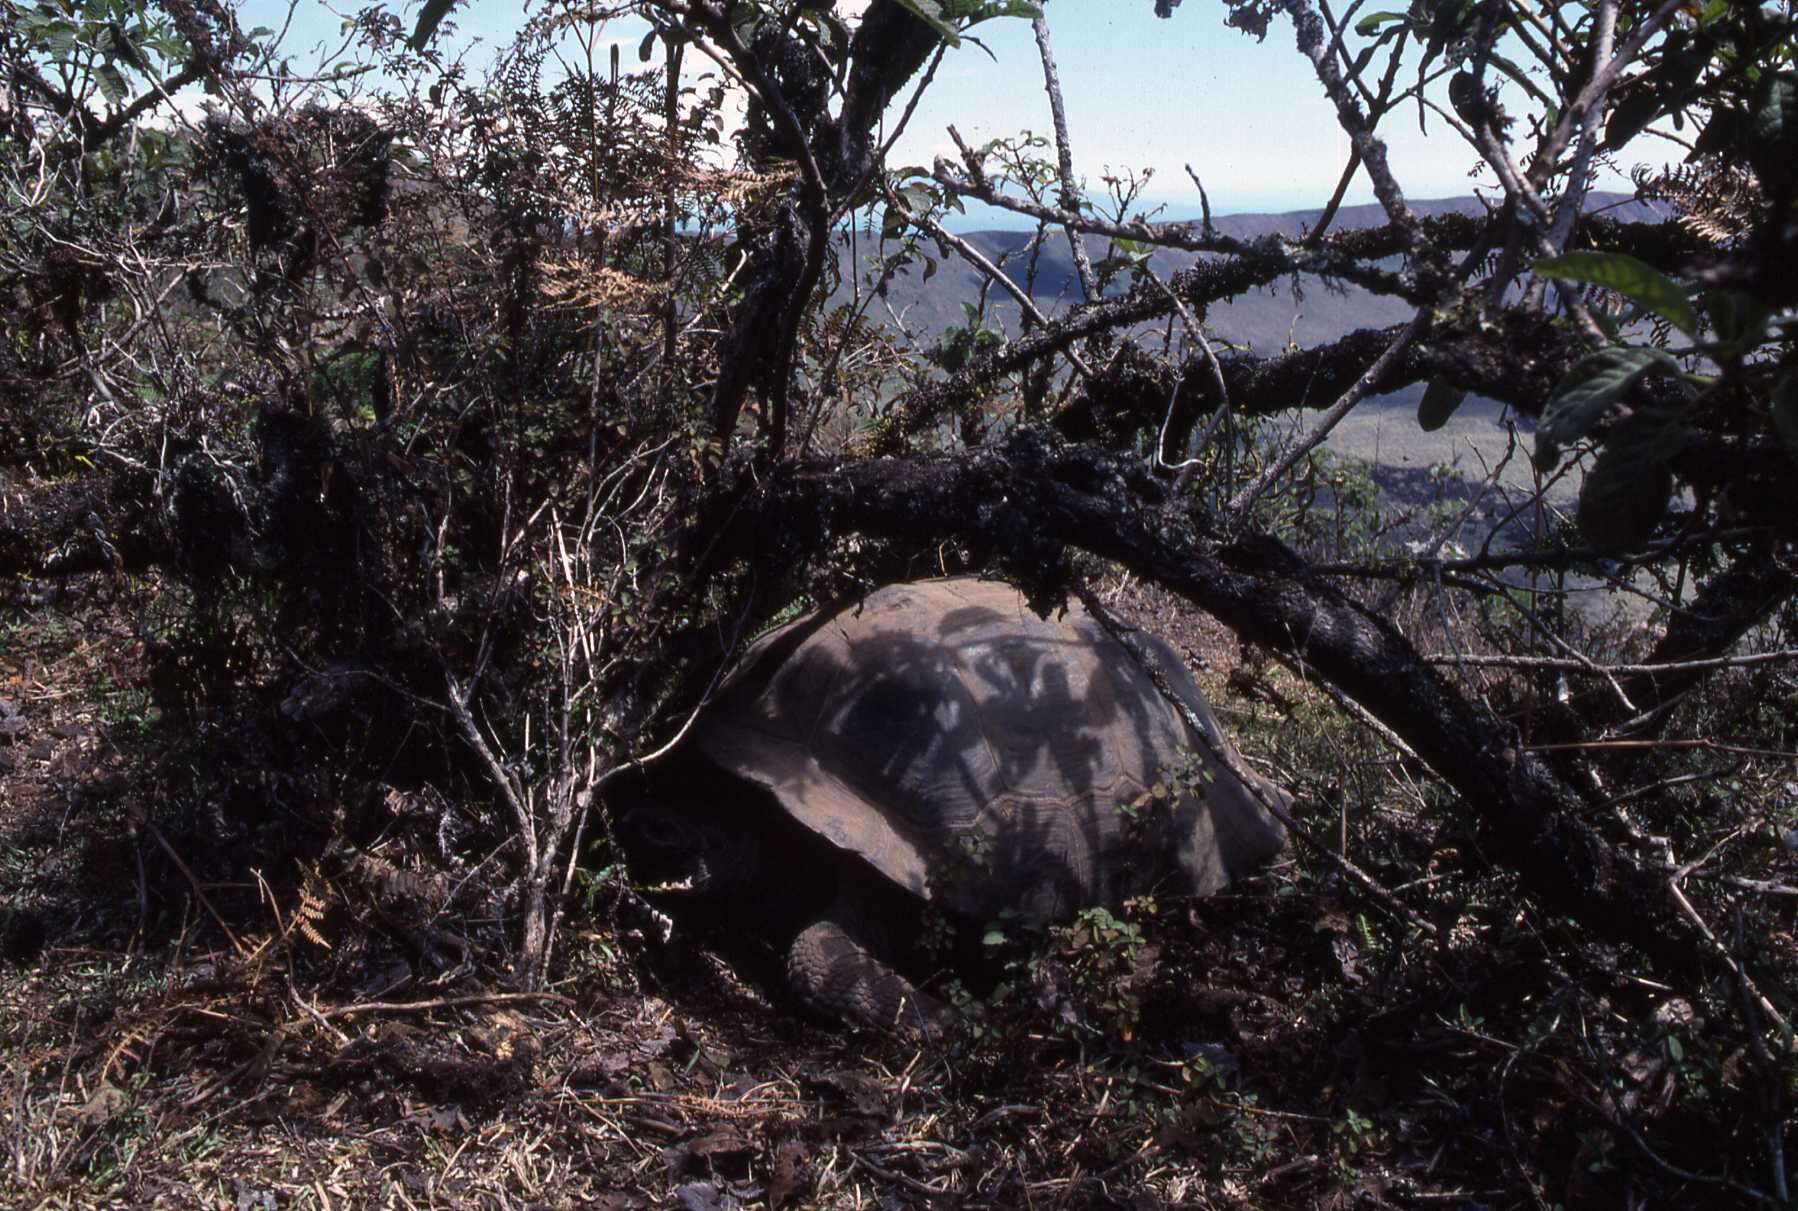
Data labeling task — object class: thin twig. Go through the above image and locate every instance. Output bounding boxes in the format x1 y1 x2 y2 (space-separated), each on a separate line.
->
318 991 574 1021
1031 14 1097 303
1666 875 1792 1042
1227 308 1429 515
1423 649 1798 677
1527 739 1798 761
901 190 1093 382
143 820 246 955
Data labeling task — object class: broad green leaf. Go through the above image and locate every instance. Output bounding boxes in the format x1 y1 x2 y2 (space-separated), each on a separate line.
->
1577 441 1674 554
1354 10 1408 35
1773 370 1798 465
409 0 457 51
1604 87 1662 149
892 0 962 45
1754 70 1798 147
1417 377 1466 432
1535 345 1679 468
896 182 933 212
892 0 1039 45
1706 289 1769 352
1534 251 1698 337
959 0 1043 17
1575 398 1687 553
94 62 126 105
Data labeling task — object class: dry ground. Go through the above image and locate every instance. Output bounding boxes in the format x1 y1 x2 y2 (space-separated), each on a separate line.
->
0 569 1774 1209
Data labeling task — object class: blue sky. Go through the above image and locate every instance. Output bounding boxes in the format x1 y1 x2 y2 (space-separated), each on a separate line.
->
241 1 1620 221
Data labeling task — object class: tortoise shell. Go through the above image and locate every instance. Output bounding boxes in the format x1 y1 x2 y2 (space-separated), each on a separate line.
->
696 578 1287 921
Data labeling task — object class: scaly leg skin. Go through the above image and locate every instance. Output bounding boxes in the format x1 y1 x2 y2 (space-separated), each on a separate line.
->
786 910 950 1035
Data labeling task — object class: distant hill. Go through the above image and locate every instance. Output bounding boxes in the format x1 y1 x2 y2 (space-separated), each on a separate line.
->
830 194 1665 553
830 193 1664 358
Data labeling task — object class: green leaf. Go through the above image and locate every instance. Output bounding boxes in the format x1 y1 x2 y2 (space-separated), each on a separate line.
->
1354 9 1408 35
1706 290 1769 353
1577 441 1674 554
897 182 933 212
1753 70 1798 147
1751 71 1798 188
409 0 457 51
44 23 79 56
1605 87 1663 149
1417 377 1466 432
1575 399 1687 553
890 0 1039 45
1534 251 1698 337
1773 370 1798 465
1535 345 1679 468
94 61 126 105
891 0 962 45
961 0 1043 17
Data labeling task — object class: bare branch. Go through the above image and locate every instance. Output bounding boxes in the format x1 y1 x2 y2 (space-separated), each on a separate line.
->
1226 308 1429 515
1030 14 1098 303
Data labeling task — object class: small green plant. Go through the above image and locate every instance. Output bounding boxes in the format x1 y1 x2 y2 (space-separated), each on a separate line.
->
1049 902 1151 1039
1328 1106 1380 1185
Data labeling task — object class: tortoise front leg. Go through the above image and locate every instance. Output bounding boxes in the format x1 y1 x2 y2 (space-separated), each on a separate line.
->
786 900 950 1033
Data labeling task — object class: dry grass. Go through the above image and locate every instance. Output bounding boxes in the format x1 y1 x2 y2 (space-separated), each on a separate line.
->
2 565 1793 1208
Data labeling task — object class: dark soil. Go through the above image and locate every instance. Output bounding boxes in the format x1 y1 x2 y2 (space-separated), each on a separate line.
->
0 568 1783 1209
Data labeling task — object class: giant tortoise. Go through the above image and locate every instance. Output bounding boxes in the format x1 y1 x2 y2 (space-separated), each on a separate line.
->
627 577 1289 1029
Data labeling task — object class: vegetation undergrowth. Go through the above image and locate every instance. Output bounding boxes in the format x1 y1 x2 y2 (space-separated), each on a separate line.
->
5 0 1798 1206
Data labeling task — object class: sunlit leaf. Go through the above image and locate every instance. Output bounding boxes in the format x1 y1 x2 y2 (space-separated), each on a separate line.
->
1535 345 1679 469
891 0 962 45
1354 10 1409 35
1534 251 1698 336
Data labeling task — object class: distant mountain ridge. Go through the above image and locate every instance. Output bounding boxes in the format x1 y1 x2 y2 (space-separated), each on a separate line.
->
830 193 1662 552
833 192 1664 356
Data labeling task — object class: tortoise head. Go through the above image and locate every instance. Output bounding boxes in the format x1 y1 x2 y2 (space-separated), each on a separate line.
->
615 799 765 898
